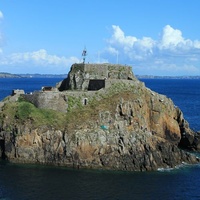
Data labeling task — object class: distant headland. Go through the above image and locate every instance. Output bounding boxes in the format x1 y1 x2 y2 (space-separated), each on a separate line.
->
0 72 67 78
0 72 21 78
1 72 200 79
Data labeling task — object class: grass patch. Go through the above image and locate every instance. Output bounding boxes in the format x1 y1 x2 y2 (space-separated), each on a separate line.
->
29 107 66 129
65 91 133 131
16 101 34 120
0 82 139 132
0 99 66 129
67 96 83 112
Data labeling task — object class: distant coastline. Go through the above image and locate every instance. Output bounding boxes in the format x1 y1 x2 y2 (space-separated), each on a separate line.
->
0 72 67 78
0 72 21 78
137 75 200 79
1 72 200 79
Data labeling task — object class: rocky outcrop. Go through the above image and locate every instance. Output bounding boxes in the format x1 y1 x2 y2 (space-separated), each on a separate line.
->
58 63 135 91
0 63 200 171
0 83 199 171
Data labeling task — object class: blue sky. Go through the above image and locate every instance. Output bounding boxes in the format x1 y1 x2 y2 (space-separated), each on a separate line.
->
0 0 200 75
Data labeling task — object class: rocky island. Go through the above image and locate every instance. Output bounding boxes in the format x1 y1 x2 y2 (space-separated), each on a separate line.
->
0 63 200 171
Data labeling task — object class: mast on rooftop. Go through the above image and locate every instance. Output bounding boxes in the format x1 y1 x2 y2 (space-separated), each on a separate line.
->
82 47 87 64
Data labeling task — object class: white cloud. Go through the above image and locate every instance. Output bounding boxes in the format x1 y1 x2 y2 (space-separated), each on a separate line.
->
8 49 80 65
0 11 3 20
158 25 200 52
139 37 155 50
107 25 156 61
105 25 200 75
109 25 137 49
106 46 118 55
160 25 184 48
0 23 200 75
194 40 200 48
0 49 80 73
0 10 79 72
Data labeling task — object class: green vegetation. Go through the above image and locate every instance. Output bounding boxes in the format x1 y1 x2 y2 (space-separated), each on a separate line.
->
0 81 139 132
16 101 33 120
0 99 66 129
119 66 126 72
67 96 83 112
65 89 137 132
104 82 135 98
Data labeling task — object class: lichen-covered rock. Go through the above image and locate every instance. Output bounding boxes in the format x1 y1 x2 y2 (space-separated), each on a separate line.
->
0 85 199 171
0 63 200 171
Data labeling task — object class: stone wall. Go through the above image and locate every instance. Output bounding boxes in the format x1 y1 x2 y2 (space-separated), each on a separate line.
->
12 89 25 96
22 78 140 112
19 63 138 112
58 63 135 91
22 91 67 112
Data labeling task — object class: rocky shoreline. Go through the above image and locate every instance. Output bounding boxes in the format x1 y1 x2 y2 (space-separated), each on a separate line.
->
0 63 200 171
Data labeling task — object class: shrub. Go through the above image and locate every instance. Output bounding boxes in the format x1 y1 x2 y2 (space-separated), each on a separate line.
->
16 101 34 120
0 99 67 129
67 96 83 112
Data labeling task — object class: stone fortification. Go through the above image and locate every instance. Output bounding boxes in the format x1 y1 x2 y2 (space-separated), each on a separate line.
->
58 63 135 91
0 63 200 171
22 63 137 112
22 91 67 113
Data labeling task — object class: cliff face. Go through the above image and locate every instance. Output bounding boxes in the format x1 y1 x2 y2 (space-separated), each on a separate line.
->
0 64 199 171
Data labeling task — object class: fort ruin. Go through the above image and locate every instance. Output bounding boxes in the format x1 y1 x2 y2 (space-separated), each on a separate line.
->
20 63 138 112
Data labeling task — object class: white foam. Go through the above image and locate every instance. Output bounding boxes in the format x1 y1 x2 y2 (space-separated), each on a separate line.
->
157 162 189 172
157 167 174 172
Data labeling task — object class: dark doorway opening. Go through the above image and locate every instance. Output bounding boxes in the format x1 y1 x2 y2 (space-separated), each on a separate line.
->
88 80 105 91
84 98 88 105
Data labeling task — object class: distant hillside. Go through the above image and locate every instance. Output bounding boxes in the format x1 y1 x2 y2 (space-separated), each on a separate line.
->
0 72 21 78
1 72 200 79
136 75 200 79
0 73 67 78
18 74 67 78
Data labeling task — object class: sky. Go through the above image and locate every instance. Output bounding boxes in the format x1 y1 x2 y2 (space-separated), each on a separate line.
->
0 0 200 75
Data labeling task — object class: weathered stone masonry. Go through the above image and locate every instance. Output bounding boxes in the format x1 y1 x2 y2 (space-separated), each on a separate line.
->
22 63 137 112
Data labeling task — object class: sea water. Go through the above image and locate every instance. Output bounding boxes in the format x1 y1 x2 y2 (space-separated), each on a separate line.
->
0 78 200 200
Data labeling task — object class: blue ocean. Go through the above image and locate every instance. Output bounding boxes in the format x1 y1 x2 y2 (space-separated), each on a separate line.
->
0 78 200 200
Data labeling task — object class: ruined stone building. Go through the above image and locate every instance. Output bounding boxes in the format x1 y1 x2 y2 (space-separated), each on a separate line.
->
21 63 137 112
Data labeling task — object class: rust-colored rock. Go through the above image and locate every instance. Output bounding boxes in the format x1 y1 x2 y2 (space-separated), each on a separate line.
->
0 63 199 171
